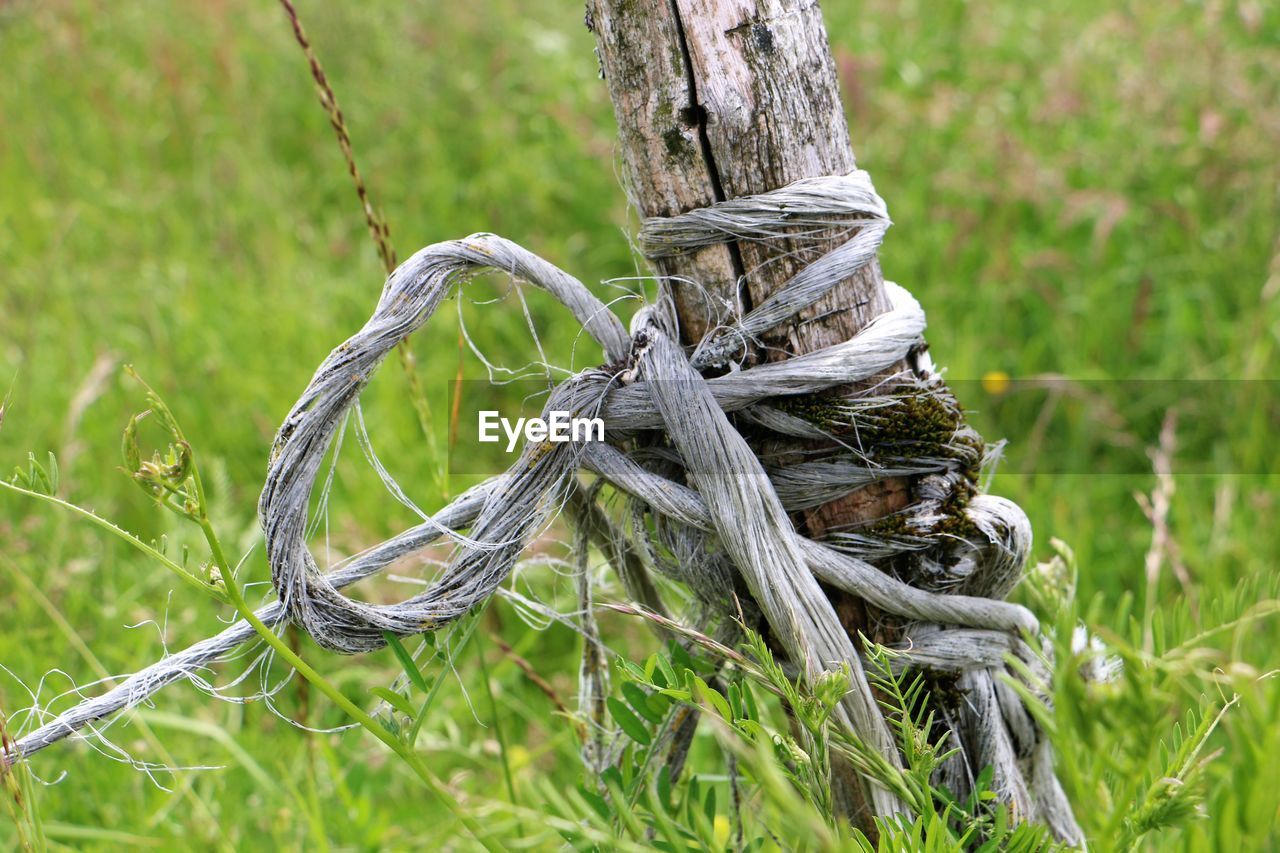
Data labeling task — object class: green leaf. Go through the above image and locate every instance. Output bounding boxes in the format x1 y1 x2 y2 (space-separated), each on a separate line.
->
645 777 687 853
601 766 624 791
622 682 665 725
656 686 693 703
370 687 417 719
618 659 648 683
44 451 59 494
646 688 672 717
693 676 732 721
654 654 677 689
643 653 660 682
656 766 674 812
742 680 759 721
728 682 743 720
608 696 653 746
736 719 768 742
382 631 430 693
669 641 694 672
603 770 645 840
575 784 611 822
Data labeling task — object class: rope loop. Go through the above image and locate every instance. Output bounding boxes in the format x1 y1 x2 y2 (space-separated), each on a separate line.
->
11 171 1084 843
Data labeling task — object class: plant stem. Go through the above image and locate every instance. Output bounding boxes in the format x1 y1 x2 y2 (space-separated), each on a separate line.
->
276 0 446 496
476 634 521 810
185 463 499 851
0 480 226 603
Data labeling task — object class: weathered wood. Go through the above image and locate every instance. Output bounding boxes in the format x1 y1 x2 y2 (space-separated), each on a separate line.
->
586 0 910 527
586 0 910 828
589 0 879 343
587 7 1085 842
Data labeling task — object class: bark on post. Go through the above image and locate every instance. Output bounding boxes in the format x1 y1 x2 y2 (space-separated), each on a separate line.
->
585 0 911 528
585 0 909 827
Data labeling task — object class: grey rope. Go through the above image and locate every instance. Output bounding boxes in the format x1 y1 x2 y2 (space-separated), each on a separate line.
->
4 171 1081 844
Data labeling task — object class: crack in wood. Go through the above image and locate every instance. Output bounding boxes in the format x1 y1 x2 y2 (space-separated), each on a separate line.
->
667 0 753 318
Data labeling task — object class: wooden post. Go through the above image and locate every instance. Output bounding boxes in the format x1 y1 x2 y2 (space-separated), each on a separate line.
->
585 0 911 827
585 0 911 521
586 5 1084 843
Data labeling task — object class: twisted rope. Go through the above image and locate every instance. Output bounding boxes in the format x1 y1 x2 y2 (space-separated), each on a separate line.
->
6 170 1081 842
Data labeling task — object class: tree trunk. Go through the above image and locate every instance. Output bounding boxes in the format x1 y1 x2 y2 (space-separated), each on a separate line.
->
586 0 911 828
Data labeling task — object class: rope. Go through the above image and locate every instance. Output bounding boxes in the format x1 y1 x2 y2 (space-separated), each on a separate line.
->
5 170 1081 843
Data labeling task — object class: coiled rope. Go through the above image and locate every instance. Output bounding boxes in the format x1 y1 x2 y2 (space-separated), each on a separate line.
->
7 170 1081 843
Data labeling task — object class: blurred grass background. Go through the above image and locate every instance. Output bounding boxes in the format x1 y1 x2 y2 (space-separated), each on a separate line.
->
1 0 1277 848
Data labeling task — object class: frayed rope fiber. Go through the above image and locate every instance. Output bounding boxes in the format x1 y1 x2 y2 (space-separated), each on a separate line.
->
6 170 1081 842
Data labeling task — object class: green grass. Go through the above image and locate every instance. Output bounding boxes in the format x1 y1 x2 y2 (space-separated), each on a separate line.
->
1 0 1277 849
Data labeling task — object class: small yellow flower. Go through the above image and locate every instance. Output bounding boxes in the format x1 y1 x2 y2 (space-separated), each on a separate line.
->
508 744 531 772
981 370 1012 396
713 814 730 846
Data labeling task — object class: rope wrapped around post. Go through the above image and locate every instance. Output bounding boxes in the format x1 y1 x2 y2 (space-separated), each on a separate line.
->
5 170 1082 844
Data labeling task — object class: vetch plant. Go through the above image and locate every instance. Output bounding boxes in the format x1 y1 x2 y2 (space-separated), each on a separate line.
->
1 370 499 851
582 621 1065 850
